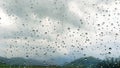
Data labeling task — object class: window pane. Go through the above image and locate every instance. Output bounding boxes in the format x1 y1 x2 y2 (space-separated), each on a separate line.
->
0 0 120 68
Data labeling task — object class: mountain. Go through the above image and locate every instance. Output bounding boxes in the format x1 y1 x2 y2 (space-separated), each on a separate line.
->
64 56 101 68
0 56 7 64
0 56 46 66
0 56 102 67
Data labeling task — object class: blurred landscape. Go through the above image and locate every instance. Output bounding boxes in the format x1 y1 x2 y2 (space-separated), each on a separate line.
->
0 56 120 68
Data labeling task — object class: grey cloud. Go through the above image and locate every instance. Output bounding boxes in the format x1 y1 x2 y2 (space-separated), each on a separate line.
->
0 0 84 27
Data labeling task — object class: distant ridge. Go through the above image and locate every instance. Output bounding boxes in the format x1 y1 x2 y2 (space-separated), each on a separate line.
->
64 56 101 68
0 56 46 66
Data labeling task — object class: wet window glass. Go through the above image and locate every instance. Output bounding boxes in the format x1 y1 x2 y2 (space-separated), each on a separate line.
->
0 0 120 68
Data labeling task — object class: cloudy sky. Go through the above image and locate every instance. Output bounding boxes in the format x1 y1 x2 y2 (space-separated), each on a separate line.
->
0 0 120 65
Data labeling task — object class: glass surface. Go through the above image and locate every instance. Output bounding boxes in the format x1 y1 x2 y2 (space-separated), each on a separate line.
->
0 0 120 68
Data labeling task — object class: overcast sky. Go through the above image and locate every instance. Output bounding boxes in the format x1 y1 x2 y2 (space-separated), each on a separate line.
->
0 0 120 65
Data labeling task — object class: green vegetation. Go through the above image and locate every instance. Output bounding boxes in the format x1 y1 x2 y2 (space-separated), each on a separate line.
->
63 57 120 68
95 58 120 68
0 64 61 68
1 57 120 68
